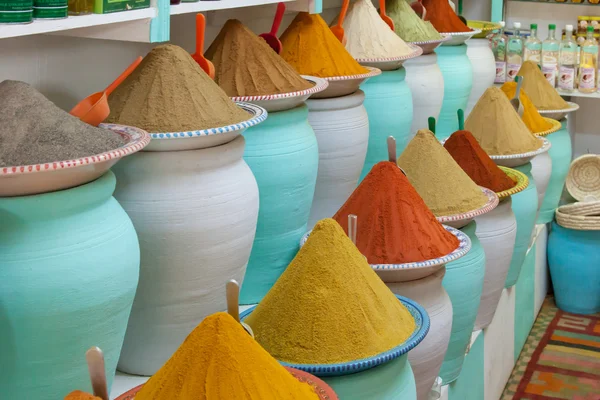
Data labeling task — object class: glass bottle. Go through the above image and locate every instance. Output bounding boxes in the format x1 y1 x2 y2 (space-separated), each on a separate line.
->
491 21 507 84
559 25 578 92
579 25 598 93
507 22 524 81
68 0 93 15
524 23 542 65
542 24 560 88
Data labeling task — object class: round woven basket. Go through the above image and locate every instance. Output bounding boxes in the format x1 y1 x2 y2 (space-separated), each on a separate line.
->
565 154 600 201
555 201 600 230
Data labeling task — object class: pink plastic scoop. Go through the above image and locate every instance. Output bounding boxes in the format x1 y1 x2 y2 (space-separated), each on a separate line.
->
192 13 215 79
331 0 349 45
259 2 285 54
410 0 427 20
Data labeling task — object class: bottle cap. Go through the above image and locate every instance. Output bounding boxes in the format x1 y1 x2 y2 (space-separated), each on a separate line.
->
588 25 594 32
514 22 521 29
566 24 574 31
531 23 537 29
549 24 556 30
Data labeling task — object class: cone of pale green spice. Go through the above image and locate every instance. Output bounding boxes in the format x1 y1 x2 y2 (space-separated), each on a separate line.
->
386 0 443 42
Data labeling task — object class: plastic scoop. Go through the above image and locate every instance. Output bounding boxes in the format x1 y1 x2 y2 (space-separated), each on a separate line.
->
192 13 215 79
510 76 525 118
260 2 285 54
410 0 427 20
379 0 394 31
331 0 349 45
457 0 467 25
457 109 465 130
70 56 142 127
388 136 407 176
85 347 109 400
428 116 436 135
226 279 254 338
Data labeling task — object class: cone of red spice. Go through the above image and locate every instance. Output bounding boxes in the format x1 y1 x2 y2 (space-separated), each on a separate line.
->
333 161 460 264
444 130 516 193
422 0 471 33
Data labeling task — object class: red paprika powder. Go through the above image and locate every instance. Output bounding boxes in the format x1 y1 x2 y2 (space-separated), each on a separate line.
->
444 130 516 193
421 0 471 33
333 161 460 264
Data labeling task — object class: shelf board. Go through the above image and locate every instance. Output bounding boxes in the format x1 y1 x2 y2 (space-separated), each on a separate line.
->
170 0 299 15
557 88 600 98
508 0 600 5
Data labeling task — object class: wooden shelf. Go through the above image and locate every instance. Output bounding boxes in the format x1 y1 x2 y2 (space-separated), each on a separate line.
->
508 0 600 5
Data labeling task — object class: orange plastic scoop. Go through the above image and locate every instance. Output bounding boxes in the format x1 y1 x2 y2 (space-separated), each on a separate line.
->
379 0 394 31
70 56 142 127
331 0 349 46
192 13 215 79
410 0 427 20
259 2 285 54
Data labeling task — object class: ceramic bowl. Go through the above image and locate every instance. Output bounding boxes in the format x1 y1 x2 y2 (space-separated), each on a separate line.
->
496 166 529 200
467 20 502 39
231 76 328 112
356 45 423 71
439 29 482 46
537 101 579 121
533 117 562 137
0 124 150 197
310 67 381 99
240 295 430 377
144 102 267 152
409 35 451 55
435 187 499 229
488 137 552 168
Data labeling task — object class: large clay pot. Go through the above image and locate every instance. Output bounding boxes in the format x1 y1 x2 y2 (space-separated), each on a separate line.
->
538 120 572 224
360 68 413 180
386 268 452 400
241 105 319 304
307 91 369 228
465 39 495 117
435 44 473 139
474 198 517 330
505 163 538 288
440 221 485 384
113 135 259 375
0 171 140 398
530 152 553 214
404 54 444 138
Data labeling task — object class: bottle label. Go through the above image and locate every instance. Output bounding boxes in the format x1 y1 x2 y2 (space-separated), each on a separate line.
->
507 63 522 81
542 64 558 87
579 67 596 89
558 66 575 90
525 49 541 64
495 62 507 83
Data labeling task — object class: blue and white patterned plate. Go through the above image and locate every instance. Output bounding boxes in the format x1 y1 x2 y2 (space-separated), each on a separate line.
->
436 186 499 229
144 102 267 152
240 295 430 377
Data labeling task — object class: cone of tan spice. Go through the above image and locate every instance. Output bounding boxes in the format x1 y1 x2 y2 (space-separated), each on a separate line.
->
205 19 314 97
500 81 553 133
465 87 543 155
398 129 488 217
517 61 570 110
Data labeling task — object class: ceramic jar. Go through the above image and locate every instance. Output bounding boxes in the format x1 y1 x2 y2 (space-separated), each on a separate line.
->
360 68 413 180
530 152 553 214
0 171 140 398
465 39 495 117
113 135 259 375
435 45 474 139
440 221 485 384
307 91 369 228
241 104 319 304
474 198 517 330
404 54 444 140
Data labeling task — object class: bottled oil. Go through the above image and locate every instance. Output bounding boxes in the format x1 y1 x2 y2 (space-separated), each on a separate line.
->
492 21 508 84
542 24 560 88
524 23 542 65
559 25 578 92
507 22 524 81
579 25 598 93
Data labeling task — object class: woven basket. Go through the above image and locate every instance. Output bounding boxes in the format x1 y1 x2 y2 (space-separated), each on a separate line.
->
555 201 600 230
565 154 600 201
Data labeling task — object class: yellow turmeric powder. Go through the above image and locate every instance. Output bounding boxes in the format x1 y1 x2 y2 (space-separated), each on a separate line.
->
135 312 320 400
64 391 101 400
500 82 554 134
280 12 369 78
246 218 416 365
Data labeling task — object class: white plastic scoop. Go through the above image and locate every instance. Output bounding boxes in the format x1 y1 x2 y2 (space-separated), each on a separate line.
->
511 75 525 118
226 279 254 338
85 347 109 400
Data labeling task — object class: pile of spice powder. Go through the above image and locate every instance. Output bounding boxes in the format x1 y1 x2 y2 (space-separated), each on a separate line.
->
338 0 414 59
421 0 471 33
333 161 460 264
465 87 543 155
135 312 320 400
386 0 442 42
444 130 517 193
398 129 488 216
64 392 101 400
0 80 126 168
106 44 251 132
279 12 369 78
500 81 554 133
205 19 314 97
517 61 570 110
246 218 416 364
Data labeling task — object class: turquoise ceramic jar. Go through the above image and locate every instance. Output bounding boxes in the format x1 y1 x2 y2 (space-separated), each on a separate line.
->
360 68 413 180
240 104 319 304
506 163 538 288
548 222 600 315
538 120 572 224
0 171 140 398
435 44 473 139
440 221 485 384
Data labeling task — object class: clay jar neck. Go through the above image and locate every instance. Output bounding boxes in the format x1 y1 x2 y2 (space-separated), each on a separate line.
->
362 67 407 84
405 52 438 67
259 103 309 124
435 43 468 56
459 220 477 237
306 90 366 112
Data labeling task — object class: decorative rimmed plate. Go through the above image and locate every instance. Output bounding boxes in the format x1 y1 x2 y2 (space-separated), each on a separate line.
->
435 187 499 229
467 20 502 39
240 295 429 377
230 76 328 112
145 102 267 152
488 137 552 168
533 117 562 137
537 101 579 121
0 124 150 197
310 67 382 99
496 166 529 200
114 367 339 400
439 29 482 46
566 154 600 201
356 44 423 71
408 35 451 55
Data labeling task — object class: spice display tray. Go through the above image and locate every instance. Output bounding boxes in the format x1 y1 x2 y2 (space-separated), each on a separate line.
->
409 35 451 55
439 29 482 46
0 124 150 197
144 102 267 151
230 76 328 112
496 166 529 200
357 45 423 71
467 20 502 39
533 118 562 137
537 101 579 121
436 187 500 229
240 295 430 377
310 67 381 99
488 137 552 168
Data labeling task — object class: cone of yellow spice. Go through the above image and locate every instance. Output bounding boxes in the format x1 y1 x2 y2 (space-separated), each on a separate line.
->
64 391 102 400
135 312 321 400
245 218 416 365
500 81 555 134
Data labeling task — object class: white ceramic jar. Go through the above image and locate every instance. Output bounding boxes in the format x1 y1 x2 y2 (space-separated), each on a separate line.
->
530 151 553 215
465 39 496 117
